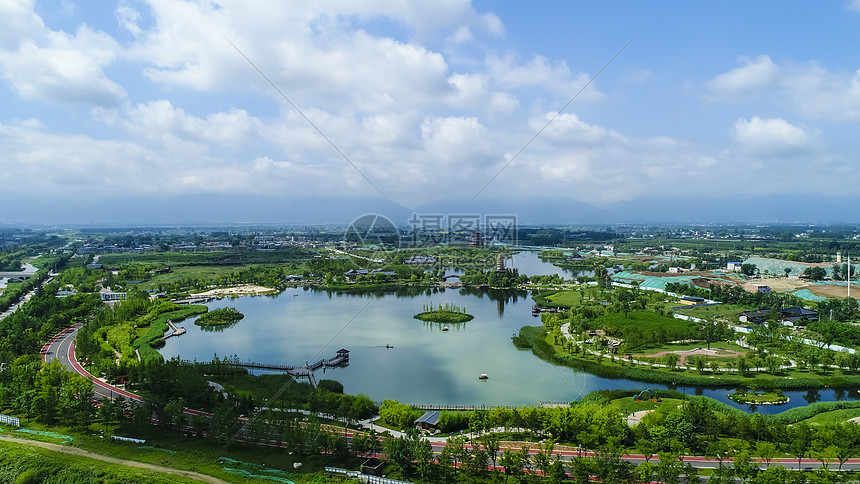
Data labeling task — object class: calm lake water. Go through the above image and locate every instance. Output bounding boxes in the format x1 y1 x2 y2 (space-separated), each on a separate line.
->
159 252 860 413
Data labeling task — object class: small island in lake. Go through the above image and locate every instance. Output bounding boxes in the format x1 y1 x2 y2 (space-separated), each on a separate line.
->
414 303 474 323
195 307 245 326
728 388 788 405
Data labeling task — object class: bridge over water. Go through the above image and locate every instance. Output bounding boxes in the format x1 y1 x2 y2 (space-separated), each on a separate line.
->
227 349 350 388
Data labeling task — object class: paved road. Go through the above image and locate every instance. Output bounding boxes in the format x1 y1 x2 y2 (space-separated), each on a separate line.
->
0 275 50 321
43 325 210 420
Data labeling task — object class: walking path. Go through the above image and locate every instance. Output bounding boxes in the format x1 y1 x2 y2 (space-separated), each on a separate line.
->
0 276 50 321
0 435 228 483
558 322 794 372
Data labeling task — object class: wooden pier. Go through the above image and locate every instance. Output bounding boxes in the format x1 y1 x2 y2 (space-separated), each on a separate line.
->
228 349 349 388
163 319 186 339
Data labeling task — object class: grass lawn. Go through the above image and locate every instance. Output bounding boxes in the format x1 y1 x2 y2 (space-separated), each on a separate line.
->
134 265 248 291
803 408 860 425
540 325 860 386
609 397 685 416
542 290 584 307
0 439 201 484
593 310 698 346
1 418 360 483
212 372 314 403
673 303 755 322
633 340 748 356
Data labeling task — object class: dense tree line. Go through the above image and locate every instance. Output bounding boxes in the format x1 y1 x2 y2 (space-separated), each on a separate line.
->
460 268 527 288
664 281 805 309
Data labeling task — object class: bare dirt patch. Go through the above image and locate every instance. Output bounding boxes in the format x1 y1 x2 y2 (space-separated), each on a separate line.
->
626 409 654 426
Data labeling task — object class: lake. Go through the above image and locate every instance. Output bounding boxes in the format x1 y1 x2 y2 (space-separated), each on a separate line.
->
159 252 860 413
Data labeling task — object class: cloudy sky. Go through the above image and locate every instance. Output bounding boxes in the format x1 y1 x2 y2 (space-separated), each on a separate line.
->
3 1 860 224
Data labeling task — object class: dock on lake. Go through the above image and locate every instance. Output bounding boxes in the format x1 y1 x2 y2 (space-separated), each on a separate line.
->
229 349 350 388
163 319 186 339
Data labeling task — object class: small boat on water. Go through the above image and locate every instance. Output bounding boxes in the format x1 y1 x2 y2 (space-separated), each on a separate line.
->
442 326 449 331
479 374 489 380
385 344 394 349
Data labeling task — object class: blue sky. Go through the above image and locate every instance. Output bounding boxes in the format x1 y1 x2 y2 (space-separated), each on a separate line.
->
3 0 860 223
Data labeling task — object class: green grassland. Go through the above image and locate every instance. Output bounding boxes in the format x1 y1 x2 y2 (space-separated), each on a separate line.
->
519 324 860 389
609 396 686 416
97 249 311 267
673 303 757 322
0 439 200 484
539 289 585 307
803 408 860 426
0 418 358 484
633 341 747 356
134 265 247 291
587 310 699 349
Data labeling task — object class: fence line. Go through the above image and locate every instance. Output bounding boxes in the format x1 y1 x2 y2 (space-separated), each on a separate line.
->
375 403 522 411
325 467 413 484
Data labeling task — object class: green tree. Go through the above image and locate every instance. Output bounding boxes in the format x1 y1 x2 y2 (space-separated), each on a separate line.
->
499 448 524 484
741 263 757 276
481 434 500 469
755 441 778 468
656 452 683 484
701 320 719 349
804 266 826 281
665 353 680 370
789 423 813 471
164 397 186 432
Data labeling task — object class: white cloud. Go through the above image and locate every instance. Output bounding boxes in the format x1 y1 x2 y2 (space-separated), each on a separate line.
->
486 54 604 102
849 0 860 12
115 1 143 38
421 115 490 164
445 26 473 46
730 116 812 155
482 12 505 36
0 23 124 106
0 0 44 50
122 100 256 148
707 55 778 95
708 57 860 122
779 65 860 122
6 0 860 215
531 112 623 146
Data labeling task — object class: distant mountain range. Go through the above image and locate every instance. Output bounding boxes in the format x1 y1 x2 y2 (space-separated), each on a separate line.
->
7 192 860 226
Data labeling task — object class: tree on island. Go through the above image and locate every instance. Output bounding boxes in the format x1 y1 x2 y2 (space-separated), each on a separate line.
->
414 302 474 323
196 307 244 326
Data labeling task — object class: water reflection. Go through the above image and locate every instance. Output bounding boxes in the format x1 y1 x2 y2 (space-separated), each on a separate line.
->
422 321 466 332
804 389 822 404
197 321 240 332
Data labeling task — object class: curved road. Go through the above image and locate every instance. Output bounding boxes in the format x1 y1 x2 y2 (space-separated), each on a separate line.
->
42 324 209 419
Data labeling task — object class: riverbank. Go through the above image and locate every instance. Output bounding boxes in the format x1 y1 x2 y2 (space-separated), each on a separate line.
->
193 285 277 297
514 325 860 390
